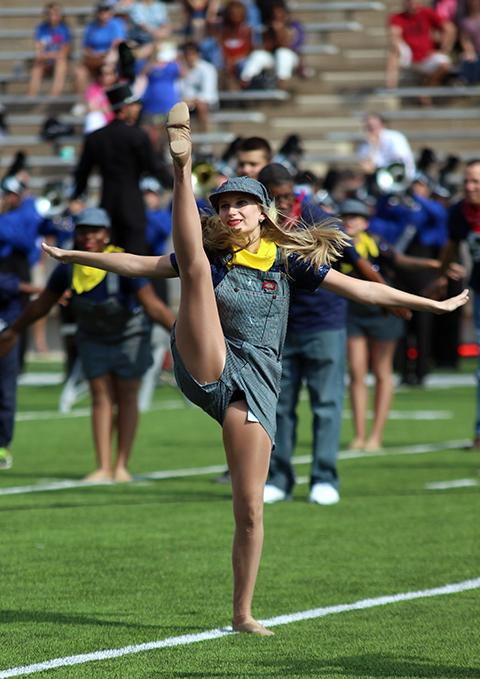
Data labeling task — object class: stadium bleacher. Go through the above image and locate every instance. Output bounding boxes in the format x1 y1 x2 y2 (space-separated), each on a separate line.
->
0 0 479 181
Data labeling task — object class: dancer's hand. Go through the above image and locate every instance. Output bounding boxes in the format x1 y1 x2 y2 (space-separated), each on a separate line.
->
433 288 470 314
41 242 71 263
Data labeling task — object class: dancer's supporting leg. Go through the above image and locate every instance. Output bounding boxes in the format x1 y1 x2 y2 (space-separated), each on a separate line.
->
223 401 274 636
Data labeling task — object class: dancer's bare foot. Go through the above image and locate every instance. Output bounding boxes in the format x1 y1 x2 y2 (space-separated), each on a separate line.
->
83 469 113 482
166 102 191 167
348 438 365 450
113 467 133 483
364 439 383 453
232 616 274 636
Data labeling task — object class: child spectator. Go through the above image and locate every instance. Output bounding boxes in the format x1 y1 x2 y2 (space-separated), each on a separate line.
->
83 63 117 134
75 0 127 95
240 3 305 88
217 1 253 87
28 3 72 97
140 42 183 150
180 41 218 131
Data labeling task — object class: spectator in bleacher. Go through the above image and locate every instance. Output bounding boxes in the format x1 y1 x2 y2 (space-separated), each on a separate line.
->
180 41 218 131
240 3 305 88
0 207 175 482
28 3 72 97
140 42 182 151
72 82 157 254
127 0 171 59
83 62 117 134
181 0 219 41
385 0 454 100
458 0 480 84
357 112 416 183
217 0 253 88
235 137 272 179
75 0 127 96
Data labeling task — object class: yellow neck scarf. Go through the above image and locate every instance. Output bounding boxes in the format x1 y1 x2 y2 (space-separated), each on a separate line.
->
230 239 277 271
72 245 124 294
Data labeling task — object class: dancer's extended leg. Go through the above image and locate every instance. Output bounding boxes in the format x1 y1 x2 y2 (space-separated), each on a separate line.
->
166 102 226 383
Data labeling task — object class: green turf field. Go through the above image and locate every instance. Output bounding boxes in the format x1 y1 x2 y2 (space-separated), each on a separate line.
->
0 360 479 678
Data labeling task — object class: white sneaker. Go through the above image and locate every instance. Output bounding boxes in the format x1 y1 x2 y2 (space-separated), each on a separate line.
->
263 484 288 504
309 483 340 505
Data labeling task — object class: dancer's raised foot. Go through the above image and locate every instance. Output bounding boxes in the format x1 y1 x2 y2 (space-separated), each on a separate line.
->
232 616 274 636
166 101 191 166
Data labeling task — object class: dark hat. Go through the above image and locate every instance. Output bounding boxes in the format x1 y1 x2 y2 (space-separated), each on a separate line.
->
338 198 370 218
106 83 140 111
74 207 111 229
97 0 116 10
0 175 26 196
209 176 271 212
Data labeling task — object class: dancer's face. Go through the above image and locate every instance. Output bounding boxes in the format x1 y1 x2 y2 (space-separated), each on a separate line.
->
217 192 264 244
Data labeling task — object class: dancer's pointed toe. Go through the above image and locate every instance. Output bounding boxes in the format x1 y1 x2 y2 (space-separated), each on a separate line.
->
166 102 191 166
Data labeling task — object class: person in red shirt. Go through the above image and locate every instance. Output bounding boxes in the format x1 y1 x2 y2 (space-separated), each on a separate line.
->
386 0 454 95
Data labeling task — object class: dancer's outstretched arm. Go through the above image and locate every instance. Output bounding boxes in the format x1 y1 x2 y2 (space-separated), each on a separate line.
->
322 268 469 314
41 243 177 279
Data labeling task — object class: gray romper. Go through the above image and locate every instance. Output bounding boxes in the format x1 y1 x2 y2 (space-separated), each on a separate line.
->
171 251 329 443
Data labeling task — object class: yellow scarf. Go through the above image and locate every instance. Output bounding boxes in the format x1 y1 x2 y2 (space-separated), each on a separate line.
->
341 232 379 275
72 245 124 294
229 239 277 271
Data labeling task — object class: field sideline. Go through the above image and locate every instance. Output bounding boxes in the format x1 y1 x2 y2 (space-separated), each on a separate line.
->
1 360 478 678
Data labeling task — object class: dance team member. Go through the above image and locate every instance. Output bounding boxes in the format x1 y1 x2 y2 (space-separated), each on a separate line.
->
41 102 469 635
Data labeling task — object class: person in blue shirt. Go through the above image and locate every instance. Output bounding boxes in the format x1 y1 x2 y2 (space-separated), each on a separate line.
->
75 1 127 95
370 172 448 385
0 207 174 481
28 2 72 97
0 176 45 470
257 163 403 505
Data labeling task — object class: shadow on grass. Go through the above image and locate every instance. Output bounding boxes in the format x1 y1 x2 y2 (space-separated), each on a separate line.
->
0 609 205 633
158 654 480 677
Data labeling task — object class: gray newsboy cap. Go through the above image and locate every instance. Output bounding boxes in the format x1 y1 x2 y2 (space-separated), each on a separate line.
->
338 198 370 219
209 176 271 212
74 207 111 229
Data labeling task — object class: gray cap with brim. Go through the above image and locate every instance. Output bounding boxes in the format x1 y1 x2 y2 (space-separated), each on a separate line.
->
74 207 111 229
209 176 271 212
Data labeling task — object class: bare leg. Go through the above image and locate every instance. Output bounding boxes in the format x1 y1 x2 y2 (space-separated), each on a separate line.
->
86 375 114 480
166 102 226 383
51 57 68 96
111 376 141 481
347 336 369 449
223 401 274 636
385 45 400 89
28 61 44 96
366 340 397 451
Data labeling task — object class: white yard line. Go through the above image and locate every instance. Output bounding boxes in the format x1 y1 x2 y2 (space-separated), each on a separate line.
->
15 404 453 422
0 577 478 678
0 440 471 497
425 479 480 490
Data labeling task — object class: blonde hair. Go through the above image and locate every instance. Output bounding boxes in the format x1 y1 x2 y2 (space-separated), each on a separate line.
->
201 202 350 270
